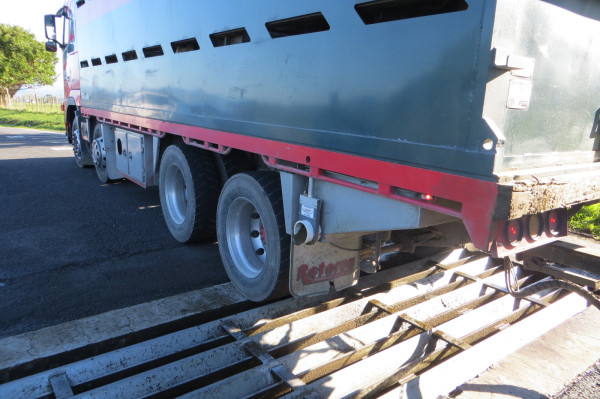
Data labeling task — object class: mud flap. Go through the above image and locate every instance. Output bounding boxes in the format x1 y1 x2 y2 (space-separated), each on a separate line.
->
289 235 361 298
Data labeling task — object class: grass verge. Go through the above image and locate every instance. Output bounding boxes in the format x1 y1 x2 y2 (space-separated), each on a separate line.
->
569 204 600 239
0 108 64 132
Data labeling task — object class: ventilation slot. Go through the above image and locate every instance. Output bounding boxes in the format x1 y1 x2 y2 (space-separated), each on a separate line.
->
80 60 89 68
171 38 200 53
210 28 251 47
266 12 330 38
143 45 164 58
76 0 85 7
122 50 138 61
91 58 102 66
105 54 118 64
355 0 468 25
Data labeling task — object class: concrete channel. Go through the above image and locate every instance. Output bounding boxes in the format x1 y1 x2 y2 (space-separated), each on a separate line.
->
0 245 598 398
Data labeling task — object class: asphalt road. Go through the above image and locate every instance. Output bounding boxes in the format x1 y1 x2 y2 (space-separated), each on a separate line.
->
0 126 229 338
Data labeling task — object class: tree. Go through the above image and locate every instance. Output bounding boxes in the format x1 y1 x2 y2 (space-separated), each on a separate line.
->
0 24 57 103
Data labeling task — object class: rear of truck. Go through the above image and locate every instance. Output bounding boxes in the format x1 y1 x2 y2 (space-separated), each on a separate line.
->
483 0 600 254
43 0 600 300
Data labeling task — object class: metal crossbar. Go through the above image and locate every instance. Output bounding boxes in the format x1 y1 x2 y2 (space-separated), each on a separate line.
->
221 322 306 390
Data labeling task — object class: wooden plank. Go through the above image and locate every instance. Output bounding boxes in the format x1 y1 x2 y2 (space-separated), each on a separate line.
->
179 269 526 398
378 294 589 399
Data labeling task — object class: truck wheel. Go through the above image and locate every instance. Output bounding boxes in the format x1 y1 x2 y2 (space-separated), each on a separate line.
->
72 115 92 168
217 172 290 301
91 123 110 183
215 150 252 186
159 144 219 243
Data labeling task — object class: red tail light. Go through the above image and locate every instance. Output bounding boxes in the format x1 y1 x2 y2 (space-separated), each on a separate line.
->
506 219 523 246
495 209 566 256
546 210 561 236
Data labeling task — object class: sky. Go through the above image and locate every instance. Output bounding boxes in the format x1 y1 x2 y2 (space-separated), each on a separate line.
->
0 0 67 95
0 0 66 42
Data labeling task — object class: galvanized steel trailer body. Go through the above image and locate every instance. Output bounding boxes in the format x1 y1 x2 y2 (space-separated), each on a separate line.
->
60 0 600 174
44 0 600 297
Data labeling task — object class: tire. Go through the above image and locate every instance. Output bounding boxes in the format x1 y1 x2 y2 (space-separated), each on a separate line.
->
159 144 219 243
71 115 92 168
217 172 290 301
214 150 252 187
66 118 73 144
91 123 110 183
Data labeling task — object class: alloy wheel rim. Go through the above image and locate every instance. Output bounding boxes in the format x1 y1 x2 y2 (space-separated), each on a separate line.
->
226 197 267 279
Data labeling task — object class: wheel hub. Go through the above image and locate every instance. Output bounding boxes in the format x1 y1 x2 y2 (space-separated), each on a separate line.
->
92 137 107 170
164 163 188 225
72 127 82 159
226 198 267 279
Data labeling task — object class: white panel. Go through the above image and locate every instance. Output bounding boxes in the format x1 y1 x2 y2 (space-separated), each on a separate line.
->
115 130 128 175
127 133 145 183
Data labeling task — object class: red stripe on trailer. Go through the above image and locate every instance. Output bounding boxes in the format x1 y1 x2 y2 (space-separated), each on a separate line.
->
82 107 499 251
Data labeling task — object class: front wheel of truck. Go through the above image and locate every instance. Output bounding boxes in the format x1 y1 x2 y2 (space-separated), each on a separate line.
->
159 144 219 243
217 172 290 302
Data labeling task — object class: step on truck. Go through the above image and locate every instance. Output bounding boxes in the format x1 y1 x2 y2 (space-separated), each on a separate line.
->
44 0 600 301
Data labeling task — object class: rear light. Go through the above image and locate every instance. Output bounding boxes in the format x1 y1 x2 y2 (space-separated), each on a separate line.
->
526 214 543 240
546 210 561 236
505 219 523 246
496 209 566 254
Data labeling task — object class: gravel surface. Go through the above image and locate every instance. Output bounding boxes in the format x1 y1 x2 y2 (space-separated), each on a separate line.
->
552 360 600 399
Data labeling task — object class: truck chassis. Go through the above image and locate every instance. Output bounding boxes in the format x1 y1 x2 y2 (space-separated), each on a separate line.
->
43 0 600 300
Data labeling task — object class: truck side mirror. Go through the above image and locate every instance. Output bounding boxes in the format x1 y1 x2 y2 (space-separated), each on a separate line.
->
44 14 56 41
45 41 58 53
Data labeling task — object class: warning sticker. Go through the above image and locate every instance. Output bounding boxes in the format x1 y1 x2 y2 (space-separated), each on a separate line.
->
507 78 533 110
301 205 315 219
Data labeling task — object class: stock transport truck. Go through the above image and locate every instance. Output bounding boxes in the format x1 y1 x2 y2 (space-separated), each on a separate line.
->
43 0 600 301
